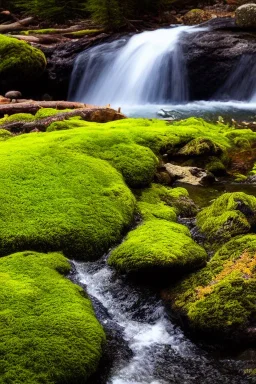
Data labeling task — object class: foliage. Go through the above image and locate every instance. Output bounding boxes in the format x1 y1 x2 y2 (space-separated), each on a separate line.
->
165 234 256 337
0 35 46 82
0 250 105 383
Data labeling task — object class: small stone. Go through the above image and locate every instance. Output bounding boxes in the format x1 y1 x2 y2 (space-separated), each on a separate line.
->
5 91 22 101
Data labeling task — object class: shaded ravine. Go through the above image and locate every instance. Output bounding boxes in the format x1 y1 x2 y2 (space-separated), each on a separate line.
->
73 254 253 384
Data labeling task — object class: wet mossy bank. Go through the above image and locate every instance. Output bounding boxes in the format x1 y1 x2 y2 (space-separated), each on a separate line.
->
0 115 256 382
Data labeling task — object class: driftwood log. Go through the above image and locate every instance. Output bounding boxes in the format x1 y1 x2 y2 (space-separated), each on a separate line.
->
0 17 34 32
0 101 97 116
0 108 126 133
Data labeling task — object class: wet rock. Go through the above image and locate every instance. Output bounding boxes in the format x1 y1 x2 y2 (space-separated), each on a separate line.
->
164 163 215 186
5 90 22 102
236 4 256 28
181 17 256 100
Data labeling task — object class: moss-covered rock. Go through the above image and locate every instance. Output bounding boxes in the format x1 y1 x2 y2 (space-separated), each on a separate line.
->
205 156 227 176
196 192 256 246
0 35 46 82
183 9 212 25
178 137 223 157
0 129 136 259
135 183 197 219
0 250 105 383
108 219 207 274
164 234 256 342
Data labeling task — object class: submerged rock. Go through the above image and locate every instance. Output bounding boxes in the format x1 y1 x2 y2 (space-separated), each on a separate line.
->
236 4 256 28
0 251 105 382
164 163 215 186
163 234 256 344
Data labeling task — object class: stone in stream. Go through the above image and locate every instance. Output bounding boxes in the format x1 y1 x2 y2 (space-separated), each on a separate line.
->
164 163 215 186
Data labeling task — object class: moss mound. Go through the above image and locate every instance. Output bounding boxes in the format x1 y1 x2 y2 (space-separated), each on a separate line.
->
196 192 256 246
0 251 105 383
135 183 197 220
0 129 136 259
108 219 207 274
0 35 46 81
164 234 256 340
178 137 223 157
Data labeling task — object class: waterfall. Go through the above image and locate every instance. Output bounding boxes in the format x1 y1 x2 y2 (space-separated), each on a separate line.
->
214 55 256 102
69 26 205 106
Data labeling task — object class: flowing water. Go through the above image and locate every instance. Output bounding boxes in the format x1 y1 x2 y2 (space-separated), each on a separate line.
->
74 256 254 384
69 26 256 121
69 26 205 106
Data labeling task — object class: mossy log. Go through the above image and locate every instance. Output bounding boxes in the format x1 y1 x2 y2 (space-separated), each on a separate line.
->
0 107 126 132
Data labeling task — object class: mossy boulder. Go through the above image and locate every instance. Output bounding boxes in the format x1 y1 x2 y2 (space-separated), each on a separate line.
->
196 192 256 246
0 251 105 383
108 219 207 275
164 234 256 342
0 129 136 259
236 4 256 28
0 35 46 82
178 138 223 157
135 183 197 219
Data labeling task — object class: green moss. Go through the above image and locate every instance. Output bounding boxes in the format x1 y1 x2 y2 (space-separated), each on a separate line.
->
166 234 256 337
0 113 35 125
135 183 197 219
35 108 72 119
0 250 105 383
205 156 226 175
69 29 103 37
0 35 46 81
0 129 12 141
178 137 223 157
21 28 60 35
0 129 136 259
196 192 256 246
108 219 207 273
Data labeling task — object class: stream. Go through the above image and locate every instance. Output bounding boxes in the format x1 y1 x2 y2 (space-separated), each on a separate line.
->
74 247 255 384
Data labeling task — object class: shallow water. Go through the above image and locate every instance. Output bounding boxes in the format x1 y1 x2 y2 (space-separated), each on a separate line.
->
74 255 255 384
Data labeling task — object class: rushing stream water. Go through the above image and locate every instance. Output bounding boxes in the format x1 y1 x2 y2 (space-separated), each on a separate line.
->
74 253 254 384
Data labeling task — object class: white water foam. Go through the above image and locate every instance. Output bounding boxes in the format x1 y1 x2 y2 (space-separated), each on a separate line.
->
69 26 206 106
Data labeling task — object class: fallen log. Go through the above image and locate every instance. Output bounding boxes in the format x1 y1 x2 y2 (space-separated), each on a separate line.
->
10 34 64 44
0 17 34 32
0 100 96 116
0 107 126 133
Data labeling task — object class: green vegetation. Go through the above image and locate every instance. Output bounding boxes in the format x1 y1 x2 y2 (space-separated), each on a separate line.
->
0 35 46 82
0 117 255 261
108 219 207 273
0 250 105 383
196 192 256 246
135 183 197 220
165 234 256 337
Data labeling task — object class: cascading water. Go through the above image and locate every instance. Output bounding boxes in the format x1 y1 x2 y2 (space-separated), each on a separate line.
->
73 256 253 384
69 26 205 106
214 55 256 102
